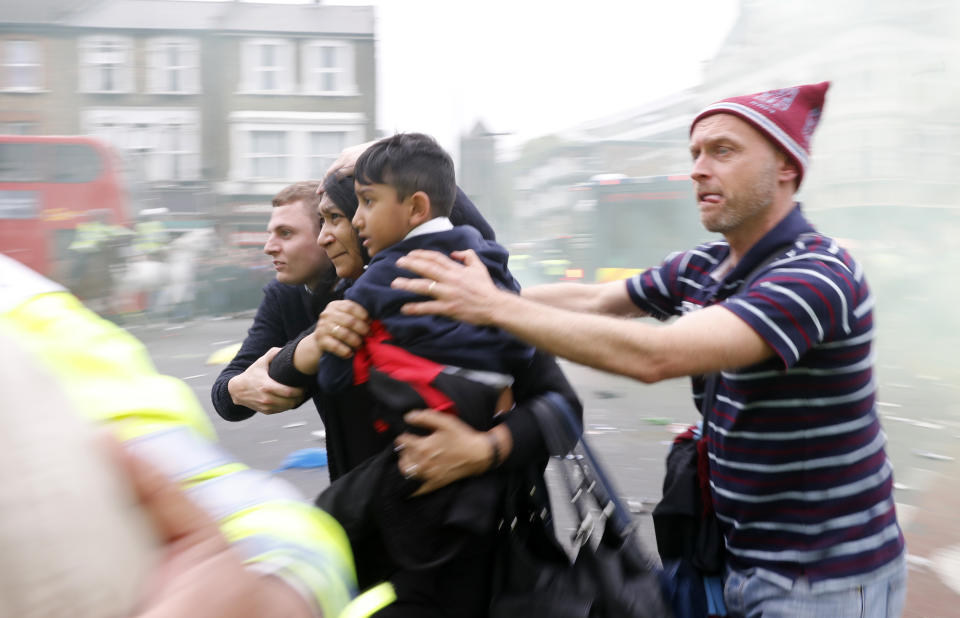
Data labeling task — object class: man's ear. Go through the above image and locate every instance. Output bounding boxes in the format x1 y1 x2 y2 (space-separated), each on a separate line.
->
777 154 799 186
407 191 433 227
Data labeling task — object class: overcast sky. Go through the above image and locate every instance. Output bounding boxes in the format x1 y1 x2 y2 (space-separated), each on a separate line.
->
341 0 739 158
214 0 740 159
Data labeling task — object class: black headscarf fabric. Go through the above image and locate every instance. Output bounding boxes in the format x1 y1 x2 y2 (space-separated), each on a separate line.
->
450 187 496 241
323 174 362 221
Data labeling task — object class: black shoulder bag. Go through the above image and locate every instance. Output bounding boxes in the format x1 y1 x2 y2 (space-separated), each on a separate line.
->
489 394 671 618
652 243 795 616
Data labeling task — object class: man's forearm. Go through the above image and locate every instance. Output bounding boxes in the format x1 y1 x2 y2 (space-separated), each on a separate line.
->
522 279 648 317
489 291 669 382
521 282 601 312
489 291 774 383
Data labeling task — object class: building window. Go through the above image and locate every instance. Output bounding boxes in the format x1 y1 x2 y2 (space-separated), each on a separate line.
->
80 36 133 93
83 108 200 182
241 39 293 94
0 121 37 135
228 112 366 185
2 39 42 91
249 130 288 178
309 131 347 178
302 41 355 94
152 123 197 181
147 38 199 94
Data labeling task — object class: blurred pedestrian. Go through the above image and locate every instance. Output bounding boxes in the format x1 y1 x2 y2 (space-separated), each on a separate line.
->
391 82 907 617
67 208 130 312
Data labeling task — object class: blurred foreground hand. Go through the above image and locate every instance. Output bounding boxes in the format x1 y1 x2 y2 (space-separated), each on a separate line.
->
118 439 313 618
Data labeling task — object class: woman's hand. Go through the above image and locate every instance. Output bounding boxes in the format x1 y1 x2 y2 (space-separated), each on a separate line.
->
324 141 376 180
313 300 370 359
394 410 511 496
293 300 369 374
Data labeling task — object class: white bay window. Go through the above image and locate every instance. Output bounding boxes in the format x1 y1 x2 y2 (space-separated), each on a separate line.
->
80 36 133 94
302 41 355 95
147 38 199 95
83 108 200 182
240 38 294 94
3 39 42 91
227 112 365 190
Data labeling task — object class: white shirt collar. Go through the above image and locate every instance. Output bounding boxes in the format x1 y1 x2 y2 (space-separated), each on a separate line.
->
403 217 453 240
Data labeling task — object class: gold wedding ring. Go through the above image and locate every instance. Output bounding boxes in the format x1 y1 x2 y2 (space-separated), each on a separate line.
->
428 281 437 294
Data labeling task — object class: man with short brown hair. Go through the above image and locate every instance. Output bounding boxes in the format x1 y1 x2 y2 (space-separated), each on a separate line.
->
212 181 336 419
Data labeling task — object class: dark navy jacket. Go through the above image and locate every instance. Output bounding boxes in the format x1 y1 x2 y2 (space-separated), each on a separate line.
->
315 225 534 393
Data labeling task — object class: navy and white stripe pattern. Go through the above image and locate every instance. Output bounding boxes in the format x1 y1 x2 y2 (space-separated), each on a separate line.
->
626 206 904 590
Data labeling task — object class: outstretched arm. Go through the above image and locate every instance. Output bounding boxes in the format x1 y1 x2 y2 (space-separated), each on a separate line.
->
522 279 648 316
392 249 775 382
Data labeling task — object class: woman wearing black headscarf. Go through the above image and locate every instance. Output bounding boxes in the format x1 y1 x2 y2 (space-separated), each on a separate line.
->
269 173 582 617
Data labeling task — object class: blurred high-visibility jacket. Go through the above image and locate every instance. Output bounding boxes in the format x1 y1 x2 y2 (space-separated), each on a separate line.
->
0 254 394 618
132 220 169 255
68 220 129 252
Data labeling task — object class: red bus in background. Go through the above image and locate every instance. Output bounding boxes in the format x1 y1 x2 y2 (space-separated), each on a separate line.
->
0 135 130 279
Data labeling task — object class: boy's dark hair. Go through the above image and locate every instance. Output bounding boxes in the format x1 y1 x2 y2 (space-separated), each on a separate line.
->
354 133 456 217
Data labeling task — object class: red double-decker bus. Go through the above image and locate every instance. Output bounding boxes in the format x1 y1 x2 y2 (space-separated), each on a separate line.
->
0 135 130 279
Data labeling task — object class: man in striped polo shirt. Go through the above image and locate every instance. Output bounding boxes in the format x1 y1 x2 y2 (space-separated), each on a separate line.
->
390 81 907 616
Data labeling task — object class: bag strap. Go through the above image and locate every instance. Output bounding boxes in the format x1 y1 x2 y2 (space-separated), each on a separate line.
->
700 240 796 416
530 393 654 567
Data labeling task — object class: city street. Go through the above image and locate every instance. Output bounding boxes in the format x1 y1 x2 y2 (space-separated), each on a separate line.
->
135 314 960 615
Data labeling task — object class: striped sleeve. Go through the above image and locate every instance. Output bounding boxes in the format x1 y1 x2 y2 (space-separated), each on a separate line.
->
626 248 712 320
723 253 858 368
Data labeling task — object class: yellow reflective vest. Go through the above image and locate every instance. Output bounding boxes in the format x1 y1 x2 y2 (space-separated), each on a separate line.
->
132 220 169 255
0 255 394 617
69 221 129 252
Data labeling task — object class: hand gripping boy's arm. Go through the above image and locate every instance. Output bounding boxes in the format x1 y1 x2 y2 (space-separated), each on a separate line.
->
213 284 307 419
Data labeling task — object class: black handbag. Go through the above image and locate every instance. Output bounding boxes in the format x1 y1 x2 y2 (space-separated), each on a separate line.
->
651 375 726 576
489 394 671 618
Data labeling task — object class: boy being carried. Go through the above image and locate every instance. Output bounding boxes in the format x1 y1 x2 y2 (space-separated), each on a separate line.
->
301 134 536 616
315 133 533 437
